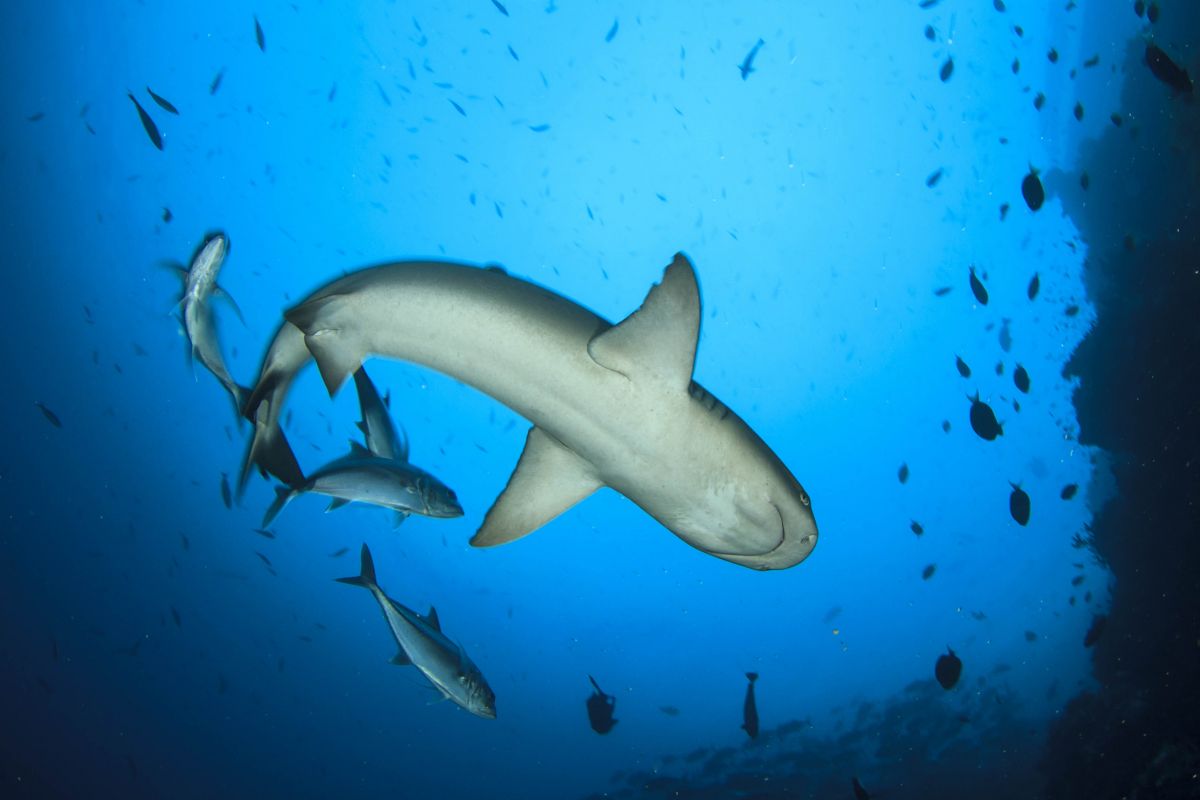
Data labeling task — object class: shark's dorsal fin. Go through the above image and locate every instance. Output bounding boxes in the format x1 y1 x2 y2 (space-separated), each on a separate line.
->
587 252 700 391
426 606 441 631
471 427 602 547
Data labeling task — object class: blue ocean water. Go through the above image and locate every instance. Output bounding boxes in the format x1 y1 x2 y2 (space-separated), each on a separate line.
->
3 2 1197 799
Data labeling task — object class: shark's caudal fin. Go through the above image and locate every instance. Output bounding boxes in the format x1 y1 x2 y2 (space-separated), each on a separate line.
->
335 543 378 589
471 427 602 547
285 297 363 396
238 399 305 496
262 485 296 527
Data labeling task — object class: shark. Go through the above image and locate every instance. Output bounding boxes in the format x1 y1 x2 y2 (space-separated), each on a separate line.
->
253 252 817 570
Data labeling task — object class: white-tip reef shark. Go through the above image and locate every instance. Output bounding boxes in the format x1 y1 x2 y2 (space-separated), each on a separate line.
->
254 252 817 570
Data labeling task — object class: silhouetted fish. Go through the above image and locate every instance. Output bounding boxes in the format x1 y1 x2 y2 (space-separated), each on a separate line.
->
924 25 935 41
910 520 924 536
146 86 179 115
34 401 62 428
605 19 618 42
926 168 944 187
969 267 988 305
898 463 909 484
935 647 962 689
1013 364 1030 393
1027 273 1040 300
940 58 954 82
739 39 765 80
252 528 275 539
853 776 872 800
254 15 265 51
922 564 936 580
969 394 1003 441
1145 44 1192 93
741 672 759 739
659 705 680 717
1009 483 1031 526
329 547 349 558
586 675 618 734
1048 48 1059 64
220 473 232 509
1022 168 1044 211
955 356 971 378
491 0 509 15
170 606 181 627
1074 101 1084 121
210 69 225 95
1033 92 1046 110
1084 615 1106 647
162 207 173 223
1147 2 1160 23
127 93 162 150
1061 484 1078 500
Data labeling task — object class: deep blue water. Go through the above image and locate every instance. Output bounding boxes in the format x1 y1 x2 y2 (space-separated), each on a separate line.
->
2 2 1197 799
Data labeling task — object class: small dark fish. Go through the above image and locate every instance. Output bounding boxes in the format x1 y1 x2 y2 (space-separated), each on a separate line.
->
170 606 181 627
1034 92 1046 110
1084 615 1106 647
1083 54 1100 68
919 0 940 9
162 207 173 223
1071 575 1085 587
1073 101 1084 121
995 361 1005 376
853 776 872 800
528 123 551 132
507 45 519 61
217 673 229 694
1147 2 1159 23
933 286 953 297
741 672 759 739
924 25 936 41
491 0 508 15
1145 44 1193 93
1013 365 1030 393
922 564 936 580
34 401 62 428
605 19 619 42
127 93 163 150
219 473 232 509
659 705 680 717
1012 58 1020 74
1134 0 1145 16
1027 273 1040 300
935 648 962 690
329 547 349 558
898 463 909 484
586 675 618 734
993 0 1006 10
969 266 989 305
939 58 954 82
1009 483 1031 526
999 319 1012 353
1000 202 1010 221
1048 48 1059 64
925 168 943 187
26 111 45 122
911 520 924 536
942 420 951 433
328 83 338 102
1065 304 1080 317
145 87 179 115
1022 168 1044 211
969 394 1003 441
253 528 276 539
1061 484 1078 500
254 15 265 51
1014 24 1024 36
181 534 190 551
955 356 971 378
255 551 273 567
449 99 466 116
739 39 765 80
210 69 225 95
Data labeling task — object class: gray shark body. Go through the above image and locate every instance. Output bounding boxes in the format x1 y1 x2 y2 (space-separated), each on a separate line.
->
265 253 816 570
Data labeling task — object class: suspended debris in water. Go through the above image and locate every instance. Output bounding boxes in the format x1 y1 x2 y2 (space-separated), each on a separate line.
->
969 266 989 305
1022 167 1044 211
935 648 962 689
1009 483 1031 526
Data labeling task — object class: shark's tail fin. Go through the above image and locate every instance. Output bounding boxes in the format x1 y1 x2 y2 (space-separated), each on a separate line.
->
262 485 296 527
335 543 378 589
238 399 305 497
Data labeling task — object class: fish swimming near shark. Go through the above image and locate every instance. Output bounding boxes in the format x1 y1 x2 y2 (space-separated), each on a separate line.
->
336 543 496 718
172 233 249 421
262 443 462 526
353 366 408 462
273 253 818 570
741 672 759 739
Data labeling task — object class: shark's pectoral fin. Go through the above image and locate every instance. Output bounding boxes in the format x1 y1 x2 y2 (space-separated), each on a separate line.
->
300 329 364 397
326 497 350 512
472 427 602 547
389 651 411 666
587 252 700 390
